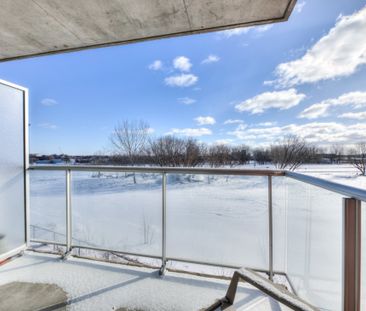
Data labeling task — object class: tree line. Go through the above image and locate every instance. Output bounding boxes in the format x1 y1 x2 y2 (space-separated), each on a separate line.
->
110 120 366 176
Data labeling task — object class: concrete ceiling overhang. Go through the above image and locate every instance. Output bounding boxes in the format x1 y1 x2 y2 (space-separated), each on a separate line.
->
0 0 296 62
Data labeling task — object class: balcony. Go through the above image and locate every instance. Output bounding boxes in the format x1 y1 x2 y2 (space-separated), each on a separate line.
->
2 165 365 310
0 1 364 310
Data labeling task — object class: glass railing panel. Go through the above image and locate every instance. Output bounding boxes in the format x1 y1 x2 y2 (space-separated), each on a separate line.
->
166 174 269 270
29 170 66 244
272 176 287 273
0 82 26 256
71 171 162 258
285 177 344 311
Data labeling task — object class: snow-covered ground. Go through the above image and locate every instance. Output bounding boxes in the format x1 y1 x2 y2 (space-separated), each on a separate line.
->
27 164 366 311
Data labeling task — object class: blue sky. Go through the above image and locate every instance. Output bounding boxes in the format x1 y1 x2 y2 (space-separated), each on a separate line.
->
0 0 366 155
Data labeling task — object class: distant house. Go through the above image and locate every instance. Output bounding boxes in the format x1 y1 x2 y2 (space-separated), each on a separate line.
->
35 158 63 165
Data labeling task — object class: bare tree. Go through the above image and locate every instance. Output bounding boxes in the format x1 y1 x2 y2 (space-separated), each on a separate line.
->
149 136 185 167
308 145 322 163
110 120 150 183
206 144 230 168
350 142 366 176
330 144 344 164
230 145 251 166
149 136 205 167
270 135 313 170
183 138 205 167
253 147 271 165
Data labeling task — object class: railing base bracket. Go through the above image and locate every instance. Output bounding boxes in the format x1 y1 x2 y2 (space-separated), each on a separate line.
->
159 261 167 276
61 250 72 260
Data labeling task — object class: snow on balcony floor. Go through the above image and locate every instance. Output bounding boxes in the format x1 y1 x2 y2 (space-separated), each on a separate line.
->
0 251 291 311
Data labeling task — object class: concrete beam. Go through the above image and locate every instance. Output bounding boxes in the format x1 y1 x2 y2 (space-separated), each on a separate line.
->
0 0 296 62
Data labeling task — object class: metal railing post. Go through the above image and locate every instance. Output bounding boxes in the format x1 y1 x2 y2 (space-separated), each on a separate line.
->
65 169 72 257
343 198 361 311
268 175 274 281
160 172 167 275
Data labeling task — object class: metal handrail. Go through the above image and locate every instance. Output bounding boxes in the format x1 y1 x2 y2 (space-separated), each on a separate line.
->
28 165 284 176
285 171 366 202
29 164 366 202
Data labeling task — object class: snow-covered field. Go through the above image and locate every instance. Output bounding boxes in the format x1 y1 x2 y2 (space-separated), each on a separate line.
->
28 164 366 311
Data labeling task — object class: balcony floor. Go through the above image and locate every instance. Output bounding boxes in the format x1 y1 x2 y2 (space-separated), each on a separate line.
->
0 252 290 311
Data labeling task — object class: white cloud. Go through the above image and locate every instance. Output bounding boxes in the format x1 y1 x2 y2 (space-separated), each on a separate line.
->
295 1 306 13
228 121 366 145
256 25 273 33
173 56 192 72
202 54 220 64
195 116 216 125
257 122 277 127
165 74 198 87
274 6 366 87
298 103 331 119
220 27 251 38
298 91 366 119
213 139 233 145
223 119 244 125
147 127 155 134
235 88 306 114
339 112 366 120
220 24 273 38
168 127 212 137
178 97 196 105
228 124 276 142
227 124 248 137
263 80 275 86
148 60 163 70
41 98 58 106
38 122 57 129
